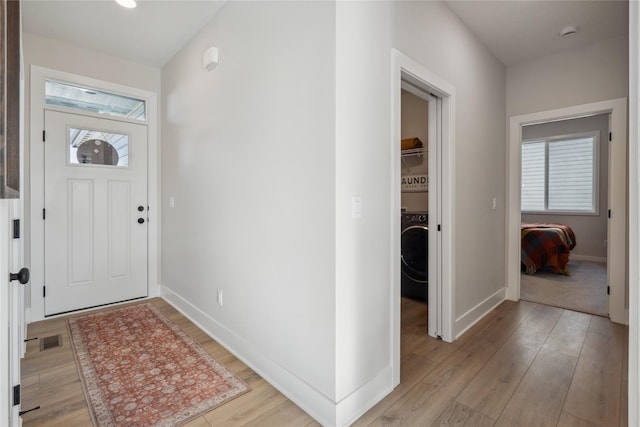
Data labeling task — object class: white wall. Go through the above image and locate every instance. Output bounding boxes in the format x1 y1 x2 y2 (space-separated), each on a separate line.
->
507 36 629 117
22 32 161 310
161 1 338 423
162 1 506 424
506 34 628 312
521 114 609 260
332 1 506 423
334 0 393 418
392 2 507 320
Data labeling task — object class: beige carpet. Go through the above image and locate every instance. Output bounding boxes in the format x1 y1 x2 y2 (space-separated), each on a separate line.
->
520 260 608 317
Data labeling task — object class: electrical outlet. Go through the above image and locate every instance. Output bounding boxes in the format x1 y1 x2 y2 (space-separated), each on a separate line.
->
217 289 223 307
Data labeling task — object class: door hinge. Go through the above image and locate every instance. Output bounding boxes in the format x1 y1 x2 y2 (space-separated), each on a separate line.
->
437 224 441 231
42 208 46 220
43 286 46 298
12 219 20 239
609 132 612 141
42 130 46 142
608 209 611 219
607 286 610 295
13 384 20 406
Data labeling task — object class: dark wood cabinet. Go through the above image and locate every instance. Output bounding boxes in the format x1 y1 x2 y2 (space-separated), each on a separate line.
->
1 0 20 198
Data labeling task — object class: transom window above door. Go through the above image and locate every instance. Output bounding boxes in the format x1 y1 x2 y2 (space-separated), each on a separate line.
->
45 80 146 121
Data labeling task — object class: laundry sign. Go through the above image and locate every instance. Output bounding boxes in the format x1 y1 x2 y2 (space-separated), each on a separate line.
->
401 174 428 192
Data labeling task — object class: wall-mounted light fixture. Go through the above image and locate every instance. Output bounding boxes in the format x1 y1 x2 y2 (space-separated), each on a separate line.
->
115 0 137 8
202 46 219 71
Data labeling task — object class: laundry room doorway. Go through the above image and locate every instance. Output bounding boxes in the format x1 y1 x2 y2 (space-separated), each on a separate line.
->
391 49 456 386
400 89 430 304
399 80 440 333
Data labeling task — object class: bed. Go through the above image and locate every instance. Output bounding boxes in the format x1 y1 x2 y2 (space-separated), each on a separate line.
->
521 223 576 275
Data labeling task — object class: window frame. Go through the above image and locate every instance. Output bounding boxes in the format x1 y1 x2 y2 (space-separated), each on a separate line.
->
521 131 600 216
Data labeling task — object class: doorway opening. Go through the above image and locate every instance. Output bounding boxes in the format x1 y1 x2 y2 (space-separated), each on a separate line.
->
519 114 609 317
391 49 456 386
400 88 431 303
506 98 627 325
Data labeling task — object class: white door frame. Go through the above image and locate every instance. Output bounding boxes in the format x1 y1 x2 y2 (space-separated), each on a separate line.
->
627 2 639 425
1 200 23 426
8 199 24 425
391 49 456 385
29 66 160 322
506 98 627 325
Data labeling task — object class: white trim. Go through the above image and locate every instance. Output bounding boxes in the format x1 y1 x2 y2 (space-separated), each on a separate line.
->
391 49 456 386
29 66 160 322
506 98 627 326
336 368 393 426
628 1 639 425
0 203 10 425
454 288 505 340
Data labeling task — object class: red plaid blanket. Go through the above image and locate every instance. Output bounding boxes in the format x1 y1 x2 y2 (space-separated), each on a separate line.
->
521 223 576 275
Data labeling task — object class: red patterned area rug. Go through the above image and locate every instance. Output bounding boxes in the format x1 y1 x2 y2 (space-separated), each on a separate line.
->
68 303 250 426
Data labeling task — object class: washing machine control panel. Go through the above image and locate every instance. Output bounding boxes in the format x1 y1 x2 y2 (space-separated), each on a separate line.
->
401 212 428 226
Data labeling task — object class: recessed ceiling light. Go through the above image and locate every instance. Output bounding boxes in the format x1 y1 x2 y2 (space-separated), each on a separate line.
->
560 25 578 38
115 0 137 8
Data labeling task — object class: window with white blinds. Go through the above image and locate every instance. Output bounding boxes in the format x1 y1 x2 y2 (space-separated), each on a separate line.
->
521 134 598 214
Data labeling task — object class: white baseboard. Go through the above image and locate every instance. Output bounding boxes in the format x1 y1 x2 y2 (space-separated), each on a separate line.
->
337 366 393 426
161 285 391 426
571 254 607 263
454 288 505 339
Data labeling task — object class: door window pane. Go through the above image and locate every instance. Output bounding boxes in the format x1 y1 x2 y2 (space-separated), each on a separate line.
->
69 127 129 167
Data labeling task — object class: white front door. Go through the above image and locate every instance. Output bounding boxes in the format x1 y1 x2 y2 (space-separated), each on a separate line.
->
43 110 148 315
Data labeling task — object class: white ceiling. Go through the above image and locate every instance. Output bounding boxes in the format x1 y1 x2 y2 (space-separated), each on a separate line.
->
22 0 225 68
22 1 629 69
445 0 629 67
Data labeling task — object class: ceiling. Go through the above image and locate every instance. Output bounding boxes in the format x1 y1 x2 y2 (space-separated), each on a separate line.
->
22 0 225 68
22 1 629 69
445 0 629 66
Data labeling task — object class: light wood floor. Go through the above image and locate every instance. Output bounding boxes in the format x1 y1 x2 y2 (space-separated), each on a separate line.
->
21 297 627 426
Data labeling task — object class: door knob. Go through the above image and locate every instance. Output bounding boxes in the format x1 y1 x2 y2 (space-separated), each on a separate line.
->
10 267 30 285
138 218 145 224
137 206 144 212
